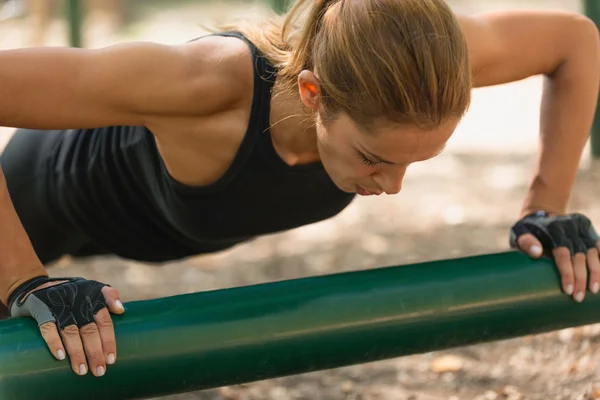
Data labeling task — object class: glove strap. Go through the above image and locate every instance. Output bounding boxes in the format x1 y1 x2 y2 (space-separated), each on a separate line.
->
7 276 78 310
523 210 550 219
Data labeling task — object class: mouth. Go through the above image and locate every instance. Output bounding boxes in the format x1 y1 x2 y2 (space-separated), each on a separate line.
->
355 185 383 196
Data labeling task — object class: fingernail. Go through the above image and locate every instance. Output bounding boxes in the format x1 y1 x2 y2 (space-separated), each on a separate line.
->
97 366 105 377
107 353 115 365
593 282 599 294
79 364 87 375
530 245 542 257
566 284 574 295
115 300 124 311
575 292 584 303
57 349 65 360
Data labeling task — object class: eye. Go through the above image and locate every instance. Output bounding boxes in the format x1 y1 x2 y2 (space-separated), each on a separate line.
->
358 152 380 167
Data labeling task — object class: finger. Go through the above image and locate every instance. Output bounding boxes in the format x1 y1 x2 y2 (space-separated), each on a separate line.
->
94 308 117 365
79 322 107 377
39 322 66 361
553 247 575 296
587 248 600 294
102 286 125 315
517 233 544 258
572 252 587 302
60 325 88 376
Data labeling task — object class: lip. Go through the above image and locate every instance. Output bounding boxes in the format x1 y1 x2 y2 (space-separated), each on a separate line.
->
356 185 382 196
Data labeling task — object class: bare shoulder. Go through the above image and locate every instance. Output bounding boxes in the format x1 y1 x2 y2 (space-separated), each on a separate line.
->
149 34 259 187
155 34 256 120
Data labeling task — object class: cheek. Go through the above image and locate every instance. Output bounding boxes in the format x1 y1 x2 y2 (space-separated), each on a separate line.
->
316 125 342 163
317 123 367 177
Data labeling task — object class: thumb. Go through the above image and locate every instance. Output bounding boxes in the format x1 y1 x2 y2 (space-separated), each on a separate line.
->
517 233 544 259
102 286 125 315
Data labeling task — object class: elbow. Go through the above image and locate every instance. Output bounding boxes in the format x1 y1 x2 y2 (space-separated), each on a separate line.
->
568 14 599 57
550 14 600 81
572 13 600 53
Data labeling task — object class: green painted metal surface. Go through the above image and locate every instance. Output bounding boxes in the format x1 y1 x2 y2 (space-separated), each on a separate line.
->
1 251 599 399
269 0 289 14
584 0 600 158
66 0 83 47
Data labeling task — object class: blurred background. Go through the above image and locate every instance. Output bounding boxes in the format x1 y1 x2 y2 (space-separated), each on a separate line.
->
2 0 600 399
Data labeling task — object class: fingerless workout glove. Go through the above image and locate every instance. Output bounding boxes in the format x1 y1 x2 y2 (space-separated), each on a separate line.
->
509 211 600 257
8 276 108 329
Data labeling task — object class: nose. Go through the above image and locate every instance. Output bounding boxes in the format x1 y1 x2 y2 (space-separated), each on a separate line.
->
373 166 407 195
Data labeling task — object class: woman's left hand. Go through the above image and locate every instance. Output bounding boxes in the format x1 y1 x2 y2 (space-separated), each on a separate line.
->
510 211 600 302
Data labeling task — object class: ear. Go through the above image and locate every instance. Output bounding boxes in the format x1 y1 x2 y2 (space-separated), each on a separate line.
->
297 70 320 111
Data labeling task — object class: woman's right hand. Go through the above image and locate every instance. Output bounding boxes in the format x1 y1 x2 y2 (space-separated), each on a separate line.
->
8 276 124 377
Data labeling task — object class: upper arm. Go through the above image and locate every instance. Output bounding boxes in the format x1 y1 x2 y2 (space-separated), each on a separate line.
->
459 10 599 88
0 37 251 129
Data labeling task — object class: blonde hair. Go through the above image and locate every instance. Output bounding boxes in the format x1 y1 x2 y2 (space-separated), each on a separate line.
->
218 0 472 131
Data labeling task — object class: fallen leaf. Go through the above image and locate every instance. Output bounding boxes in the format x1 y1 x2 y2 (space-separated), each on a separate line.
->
430 354 465 373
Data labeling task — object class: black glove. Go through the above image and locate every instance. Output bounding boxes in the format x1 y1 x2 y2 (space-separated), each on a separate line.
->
8 276 109 329
509 211 600 258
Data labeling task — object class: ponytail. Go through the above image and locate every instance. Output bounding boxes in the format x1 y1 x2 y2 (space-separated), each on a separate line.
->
215 0 471 131
279 0 339 76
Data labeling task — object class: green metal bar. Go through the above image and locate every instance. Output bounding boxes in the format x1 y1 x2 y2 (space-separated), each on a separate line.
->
584 0 600 157
1 251 599 400
269 0 289 14
66 0 83 48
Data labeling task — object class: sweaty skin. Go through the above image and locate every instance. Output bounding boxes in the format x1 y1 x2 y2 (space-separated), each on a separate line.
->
0 10 598 377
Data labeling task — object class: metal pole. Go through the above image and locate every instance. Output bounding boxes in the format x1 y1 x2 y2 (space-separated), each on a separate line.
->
66 0 83 47
584 0 600 158
1 251 598 400
269 0 288 14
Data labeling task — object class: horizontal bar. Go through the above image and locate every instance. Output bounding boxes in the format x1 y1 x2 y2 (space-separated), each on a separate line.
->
1 251 599 400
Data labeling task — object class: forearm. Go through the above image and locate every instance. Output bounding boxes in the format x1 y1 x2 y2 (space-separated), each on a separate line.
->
522 19 600 217
0 167 47 306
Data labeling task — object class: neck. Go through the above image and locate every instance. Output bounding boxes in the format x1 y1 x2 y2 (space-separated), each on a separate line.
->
269 80 321 166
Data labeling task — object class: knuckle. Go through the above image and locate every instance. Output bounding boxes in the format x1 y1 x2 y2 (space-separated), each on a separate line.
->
590 263 600 273
555 260 573 272
79 323 99 336
39 322 57 336
517 235 532 246
61 325 80 336
102 339 117 350
88 350 106 363
560 271 575 282
69 349 86 361
95 317 114 330
554 247 571 259
574 266 587 277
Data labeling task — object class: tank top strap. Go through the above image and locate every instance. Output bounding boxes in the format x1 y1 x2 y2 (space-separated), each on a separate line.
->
172 31 278 192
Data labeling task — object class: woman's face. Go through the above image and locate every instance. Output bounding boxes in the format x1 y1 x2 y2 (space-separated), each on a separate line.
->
315 113 458 196
297 70 459 196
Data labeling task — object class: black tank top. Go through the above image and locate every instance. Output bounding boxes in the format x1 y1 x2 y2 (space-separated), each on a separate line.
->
42 32 356 262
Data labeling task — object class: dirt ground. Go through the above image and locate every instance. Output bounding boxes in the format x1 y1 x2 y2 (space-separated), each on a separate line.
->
3 0 600 399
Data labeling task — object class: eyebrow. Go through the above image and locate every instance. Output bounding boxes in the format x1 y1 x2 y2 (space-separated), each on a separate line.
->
361 144 447 165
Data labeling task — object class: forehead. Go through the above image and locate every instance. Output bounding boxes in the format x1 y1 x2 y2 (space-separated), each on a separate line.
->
335 115 457 164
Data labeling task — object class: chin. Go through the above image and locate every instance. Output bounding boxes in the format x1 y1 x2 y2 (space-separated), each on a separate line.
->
335 179 357 193
327 174 354 193
320 161 357 193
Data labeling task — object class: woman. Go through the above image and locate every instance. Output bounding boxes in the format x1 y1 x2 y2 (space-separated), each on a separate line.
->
1 0 599 378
